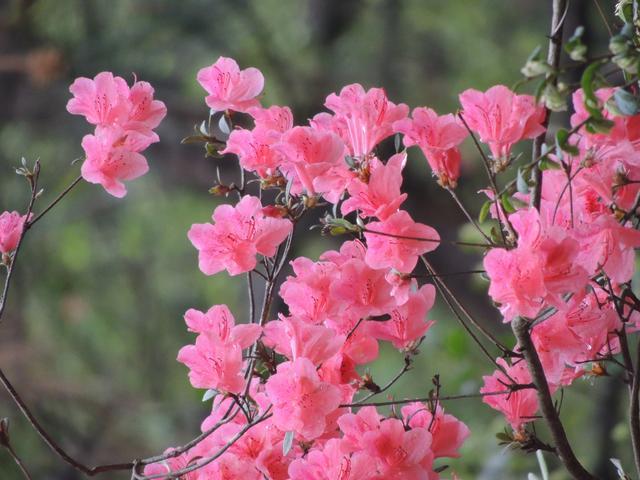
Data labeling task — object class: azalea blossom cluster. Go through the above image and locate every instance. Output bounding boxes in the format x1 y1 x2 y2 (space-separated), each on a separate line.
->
2 39 636 478
137 56 486 479
66 71 167 198
480 86 640 432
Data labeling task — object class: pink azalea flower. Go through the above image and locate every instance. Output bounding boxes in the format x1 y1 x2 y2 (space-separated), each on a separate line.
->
369 284 436 350
248 105 294 133
222 127 285 177
176 333 246 394
276 126 348 201
360 417 434 479
481 358 539 432
341 153 408 220
188 195 293 276
67 72 130 126
364 210 440 272
459 85 545 162
263 315 344 365
184 305 261 347
401 403 470 459
124 80 167 140
265 357 342 440
288 438 377 480
484 208 588 322
323 83 409 158
279 257 339 323
393 107 468 188
197 56 264 113
0 211 29 255
80 128 149 198
337 406 382 453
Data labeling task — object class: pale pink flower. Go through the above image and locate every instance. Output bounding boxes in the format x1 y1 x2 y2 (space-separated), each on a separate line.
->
364 210 440 272
369 284 436 350
188 195 293 276
265 357 342 440
183 305 261 347
323 83 409 158
222 127 285 177
248 105 293 133
459 85 545 161
401 403 470 459
276 126 348 201
0 211 28 255
197 56 264 112
394 107 468 188
67 72 130 126
124 80 167 140
263 315 344 365
80 128 149 198
481 358 539 432
341 153 408 220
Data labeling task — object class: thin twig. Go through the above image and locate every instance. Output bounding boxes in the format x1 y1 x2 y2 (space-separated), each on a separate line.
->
341 387 534 408
27 175 82 228
531 0 568 211
0 162 41 323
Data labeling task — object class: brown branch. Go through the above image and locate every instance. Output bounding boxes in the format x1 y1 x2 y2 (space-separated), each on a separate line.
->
511 316 596 480
531 0 568 210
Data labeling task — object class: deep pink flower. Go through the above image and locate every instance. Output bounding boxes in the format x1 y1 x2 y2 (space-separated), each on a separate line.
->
265 357 342 440
288 438 377 480
197 57 264 113
394 107 468 188
177 333 246 394
188 195 293 276
364 210 440 272
280 257 339 324
459 85 545 161
481 358 539 431
80 128 149 198
323 83 409 158
222 127 285 177
369 284 436 350
360 417 434 479
484 208 588 321
341 153 408 220
0 211 28 255
401 403 470 459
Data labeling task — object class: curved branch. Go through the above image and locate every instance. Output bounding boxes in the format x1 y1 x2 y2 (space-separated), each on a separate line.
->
511 316 596 480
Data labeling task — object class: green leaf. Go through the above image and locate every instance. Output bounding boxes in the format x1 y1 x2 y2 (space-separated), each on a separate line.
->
555 128 579 155
539 157 562 171
478 200 491 223
521 45 552 78
283 431 294 455
202 389 217 402
614 88 640 115
500 194 516 214
517 168 529 194
581 61 606 118
565 26 587 62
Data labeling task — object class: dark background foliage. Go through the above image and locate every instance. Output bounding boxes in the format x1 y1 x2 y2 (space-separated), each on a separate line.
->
0 1 618 478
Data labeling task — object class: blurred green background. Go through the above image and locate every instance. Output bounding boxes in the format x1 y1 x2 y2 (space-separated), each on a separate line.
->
0 1 623 479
